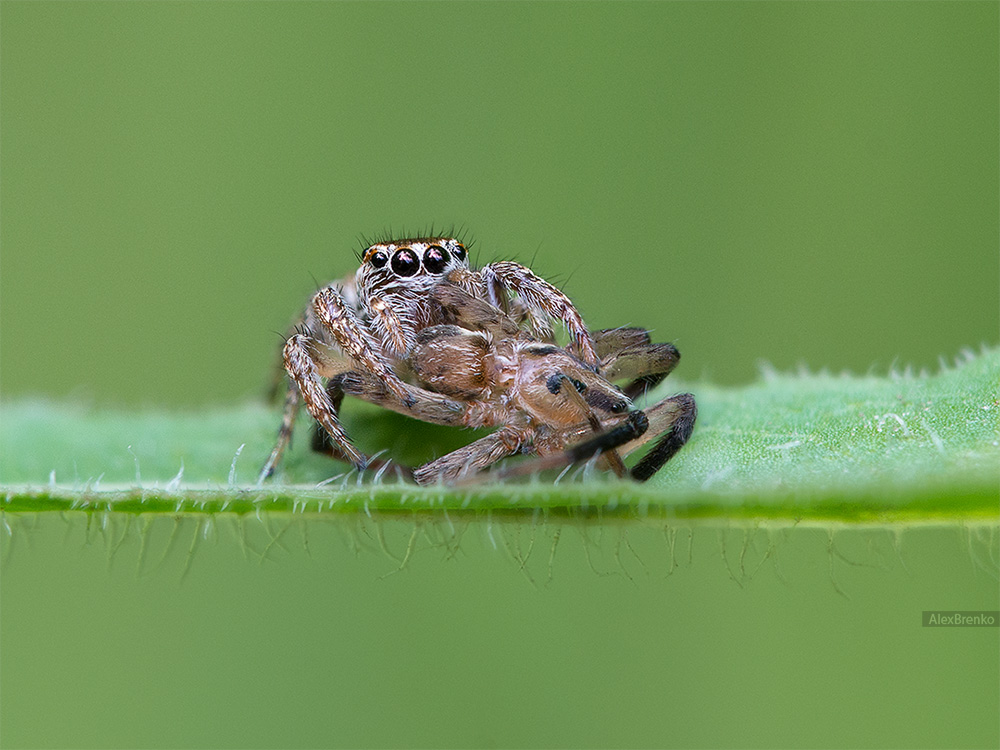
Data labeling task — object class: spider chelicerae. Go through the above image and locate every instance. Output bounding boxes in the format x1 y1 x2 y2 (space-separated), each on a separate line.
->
259 236 696 485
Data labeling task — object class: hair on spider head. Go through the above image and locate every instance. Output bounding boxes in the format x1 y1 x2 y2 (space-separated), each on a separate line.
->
356 224 474 257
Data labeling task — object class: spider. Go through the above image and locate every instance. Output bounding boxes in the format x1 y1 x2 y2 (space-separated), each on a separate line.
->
259 236 696 484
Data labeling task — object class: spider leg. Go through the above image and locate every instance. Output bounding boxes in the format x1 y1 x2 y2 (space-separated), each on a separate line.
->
257 380 301 483
265 311 309 404
312 285 416 407
307 378 344 455
302 377 418 480
591 327 682 398
331 371 468 426
303 379 411 479
265 348 290 404
590 327 693 476
366 296 412 359
279 333 369 470
620 393 697 481
312 429 415 480
413 427 527 485
509 298 554 342
478 261 598 366
331 368 504 485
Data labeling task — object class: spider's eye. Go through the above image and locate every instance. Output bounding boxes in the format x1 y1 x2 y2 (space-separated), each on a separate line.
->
452 243 467 262
369 250 389 269
390 248 420 277
423 245 450 274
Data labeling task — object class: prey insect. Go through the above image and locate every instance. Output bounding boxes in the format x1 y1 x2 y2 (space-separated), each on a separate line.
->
259 236 696 485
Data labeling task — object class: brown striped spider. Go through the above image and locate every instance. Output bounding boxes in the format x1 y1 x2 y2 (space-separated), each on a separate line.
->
259 236 696 485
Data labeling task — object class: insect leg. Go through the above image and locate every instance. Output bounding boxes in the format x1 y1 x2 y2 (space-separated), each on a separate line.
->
477 410 650 483
622 393 697 481
310 380 416 479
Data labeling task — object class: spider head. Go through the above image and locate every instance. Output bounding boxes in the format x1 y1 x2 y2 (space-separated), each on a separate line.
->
360 238 469 283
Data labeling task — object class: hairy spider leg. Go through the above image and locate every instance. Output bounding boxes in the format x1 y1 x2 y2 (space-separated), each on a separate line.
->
258 380 302 483
279 333 369 470
312 285 415 406
311 414 416 482
366 295 411 359
331 371 469 427
479 261 599 366
412 427 529 485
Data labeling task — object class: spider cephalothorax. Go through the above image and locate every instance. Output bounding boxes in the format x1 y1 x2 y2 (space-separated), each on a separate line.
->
259 236 695 484
353 238 473 359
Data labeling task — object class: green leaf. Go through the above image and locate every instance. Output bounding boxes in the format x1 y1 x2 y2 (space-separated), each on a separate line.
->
2 349 997 523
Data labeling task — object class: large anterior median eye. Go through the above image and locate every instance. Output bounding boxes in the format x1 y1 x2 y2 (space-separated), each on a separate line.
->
423 245 450 274
390 248 420 277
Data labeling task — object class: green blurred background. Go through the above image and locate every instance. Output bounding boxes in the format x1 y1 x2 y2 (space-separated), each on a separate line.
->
1 1 996 405
1 4 998 750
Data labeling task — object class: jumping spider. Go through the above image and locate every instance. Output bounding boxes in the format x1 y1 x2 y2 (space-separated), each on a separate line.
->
259 236 696 485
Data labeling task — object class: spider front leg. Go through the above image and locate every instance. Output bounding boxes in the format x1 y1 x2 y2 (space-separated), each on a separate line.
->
311 285 415 407
479 261 599 366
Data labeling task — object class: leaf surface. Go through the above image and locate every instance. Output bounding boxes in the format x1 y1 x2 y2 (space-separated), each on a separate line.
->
2 350 997 523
